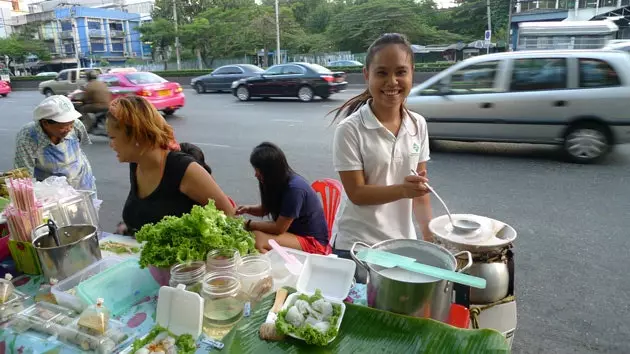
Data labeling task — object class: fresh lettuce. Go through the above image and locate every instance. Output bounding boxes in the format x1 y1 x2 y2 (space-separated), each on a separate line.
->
276 290 342 346
130 325 196 354
135 200 256 269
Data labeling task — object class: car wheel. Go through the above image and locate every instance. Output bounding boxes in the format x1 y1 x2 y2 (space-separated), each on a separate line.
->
195 83 205 94
563 122 611 163
0 94 6 98
43 88 54 97
163 109 176 116
236 86 250 101
298 86 314 102
320 94 330 100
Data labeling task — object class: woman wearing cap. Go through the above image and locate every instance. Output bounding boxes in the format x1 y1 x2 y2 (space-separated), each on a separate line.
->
13 95 96 192
107 96 235 237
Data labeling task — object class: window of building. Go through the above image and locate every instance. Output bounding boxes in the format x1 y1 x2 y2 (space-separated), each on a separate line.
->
109 22 123 31
598 0 616 6
510 58 567 92
88 21 101 30
60 21 72 31
64 43 75 54
578 0 597 8
111 41 124 52
91 40 105 52
579 58 621 88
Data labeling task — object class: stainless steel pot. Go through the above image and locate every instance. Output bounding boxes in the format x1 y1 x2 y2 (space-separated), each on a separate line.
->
351 239 472 322
466 261 510 304
32 224 102 281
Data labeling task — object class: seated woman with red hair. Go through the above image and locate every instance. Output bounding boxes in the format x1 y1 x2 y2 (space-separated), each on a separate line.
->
108 96 234 236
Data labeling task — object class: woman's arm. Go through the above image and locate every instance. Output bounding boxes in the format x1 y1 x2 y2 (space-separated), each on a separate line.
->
248 216 293 235
236 204 265 217
412 163 433 241
180 162 235 216
339 171 429 206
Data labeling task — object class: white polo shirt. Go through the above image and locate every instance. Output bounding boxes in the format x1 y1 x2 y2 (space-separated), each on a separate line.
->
332 100 430 250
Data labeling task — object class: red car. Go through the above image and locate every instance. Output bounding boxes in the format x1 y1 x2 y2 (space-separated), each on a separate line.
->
98 72 185 115
0 81 10 97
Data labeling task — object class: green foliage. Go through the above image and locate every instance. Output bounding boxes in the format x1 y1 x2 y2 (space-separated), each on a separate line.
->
0 36 51 64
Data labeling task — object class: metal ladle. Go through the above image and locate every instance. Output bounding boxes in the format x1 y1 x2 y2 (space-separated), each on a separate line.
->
410 170 481 233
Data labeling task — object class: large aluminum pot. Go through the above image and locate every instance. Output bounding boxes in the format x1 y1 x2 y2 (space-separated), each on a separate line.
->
351 239 472 322
467 261 510 304
32 224 101 281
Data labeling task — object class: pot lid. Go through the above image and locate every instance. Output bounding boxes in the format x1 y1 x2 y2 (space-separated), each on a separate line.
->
428 214 516 252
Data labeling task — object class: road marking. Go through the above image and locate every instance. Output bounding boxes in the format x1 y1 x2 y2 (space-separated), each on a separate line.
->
272 119 303 123
189 142 231 148
230 103 254 106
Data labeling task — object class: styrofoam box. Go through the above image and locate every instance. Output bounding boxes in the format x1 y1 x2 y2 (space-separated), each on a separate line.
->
280 254 356 345
265 248 339 291
469 300 517 350
52 256 125 313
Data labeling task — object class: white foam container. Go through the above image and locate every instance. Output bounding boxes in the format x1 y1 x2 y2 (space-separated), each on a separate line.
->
52 256 125 312
265 248 339 291
280 254 356 345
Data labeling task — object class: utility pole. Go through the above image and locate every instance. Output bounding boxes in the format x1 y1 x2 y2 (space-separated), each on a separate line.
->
70 6 81 69
507 0 514 51
486 0 492 54
275 0 281 65
173 0 181 70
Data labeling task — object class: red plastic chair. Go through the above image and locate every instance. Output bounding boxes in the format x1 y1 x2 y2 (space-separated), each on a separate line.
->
311 179 343 243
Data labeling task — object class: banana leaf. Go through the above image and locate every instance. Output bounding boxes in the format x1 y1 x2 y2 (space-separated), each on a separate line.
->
221 289 510 353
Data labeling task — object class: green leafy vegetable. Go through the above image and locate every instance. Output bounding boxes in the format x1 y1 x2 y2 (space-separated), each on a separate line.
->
276 290 342 346
130 325 197 354
135 200 257 268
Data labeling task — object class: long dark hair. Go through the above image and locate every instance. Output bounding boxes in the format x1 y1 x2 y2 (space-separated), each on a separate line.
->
180 142 212 174
250 142 295 220
331 33 414 123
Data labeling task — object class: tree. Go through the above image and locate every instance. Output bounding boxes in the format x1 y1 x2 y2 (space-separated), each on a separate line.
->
180 17 213 68
0 36 51 72
138 19 175 70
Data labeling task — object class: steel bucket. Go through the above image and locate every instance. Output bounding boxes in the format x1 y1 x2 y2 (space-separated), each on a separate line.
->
351 239 472 322
32 224 102 281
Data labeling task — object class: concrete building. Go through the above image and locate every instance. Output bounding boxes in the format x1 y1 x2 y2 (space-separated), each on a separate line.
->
0 0 29 37
511 0 630 49
11 6 151 69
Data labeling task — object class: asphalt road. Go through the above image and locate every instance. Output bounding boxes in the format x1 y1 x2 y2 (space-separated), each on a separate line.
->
1 90 629 353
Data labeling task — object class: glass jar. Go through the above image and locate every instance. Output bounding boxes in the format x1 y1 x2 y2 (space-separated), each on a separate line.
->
236 255 273 302
206 249 241 273
169 261 206 294
201 272 246 338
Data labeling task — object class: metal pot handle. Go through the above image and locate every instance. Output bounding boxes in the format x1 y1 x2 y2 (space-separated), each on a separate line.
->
454 250 473 273
350 241 371 269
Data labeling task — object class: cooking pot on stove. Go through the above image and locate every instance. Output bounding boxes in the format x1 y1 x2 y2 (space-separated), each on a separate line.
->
430 214 516 304
351 239 472 322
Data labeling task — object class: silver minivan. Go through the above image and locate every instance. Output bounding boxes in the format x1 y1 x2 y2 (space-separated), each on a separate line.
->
406 50 630 163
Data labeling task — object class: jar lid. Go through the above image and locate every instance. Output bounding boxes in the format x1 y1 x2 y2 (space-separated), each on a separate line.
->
429 214 517 252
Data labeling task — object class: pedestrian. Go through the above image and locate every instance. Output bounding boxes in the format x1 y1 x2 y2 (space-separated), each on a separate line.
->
236 142 330 255
14 95 97 192
107 96 234 237
330 33 433 278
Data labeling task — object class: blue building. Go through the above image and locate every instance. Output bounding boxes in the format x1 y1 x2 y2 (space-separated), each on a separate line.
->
16 6 151 68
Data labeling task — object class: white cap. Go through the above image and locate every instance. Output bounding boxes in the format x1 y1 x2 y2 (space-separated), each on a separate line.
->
33 95 82 124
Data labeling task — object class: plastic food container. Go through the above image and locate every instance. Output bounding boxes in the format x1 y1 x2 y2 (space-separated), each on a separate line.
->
236 255 273 302
52 256 125 312
169 261 206 294
265 247 310 290
0 289 29 323
76 258 160 316
280 253 356 345
206 248 241 273
9 302 132 354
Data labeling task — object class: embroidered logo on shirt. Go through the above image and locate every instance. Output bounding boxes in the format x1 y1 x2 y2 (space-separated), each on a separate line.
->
412 143 420 153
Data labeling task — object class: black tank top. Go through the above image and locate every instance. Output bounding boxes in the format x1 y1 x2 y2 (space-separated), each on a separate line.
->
122 151 199 235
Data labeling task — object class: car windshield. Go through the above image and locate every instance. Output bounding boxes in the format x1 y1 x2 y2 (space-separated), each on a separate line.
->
125 72 167 85
307 63 332 74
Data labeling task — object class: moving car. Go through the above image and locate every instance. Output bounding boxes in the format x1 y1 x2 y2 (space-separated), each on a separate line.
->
35 72 58 77
38 68 104 96
0 80 10 97
328 60 363 67
406 50 630 163
232 62 347 102
97 71 185 115
191 64 264 93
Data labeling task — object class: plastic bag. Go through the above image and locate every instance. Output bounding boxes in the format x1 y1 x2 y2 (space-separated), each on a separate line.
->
33 176 79 204
78 298 110 336
0 274 15 304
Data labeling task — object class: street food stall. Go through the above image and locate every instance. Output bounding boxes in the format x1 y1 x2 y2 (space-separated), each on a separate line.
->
0 169 515 353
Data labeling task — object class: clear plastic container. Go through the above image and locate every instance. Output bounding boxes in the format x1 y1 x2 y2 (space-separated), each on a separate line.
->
34 277 58 304
0 289 29 323
265 247 310 290
78 298 110 336
206 248 241 273
52 256 125 312
201 272 246 339
169 261 206 294
0 273 15 303
76 258 160 316
236 255 273 302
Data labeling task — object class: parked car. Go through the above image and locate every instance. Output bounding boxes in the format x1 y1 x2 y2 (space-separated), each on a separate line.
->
0 81 10 97
328 60 363 68
191 64 264 93
38 68 104 96
98 71 185 115
35 72 58 77
231 62 347 102
406 50 630 163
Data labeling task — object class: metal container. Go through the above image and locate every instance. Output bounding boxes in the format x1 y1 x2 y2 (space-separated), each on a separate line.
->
466 261 510 304
351 239 472 322
32 224 101 281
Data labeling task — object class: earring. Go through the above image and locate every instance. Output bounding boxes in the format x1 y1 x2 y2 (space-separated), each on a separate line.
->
135 142 139 147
